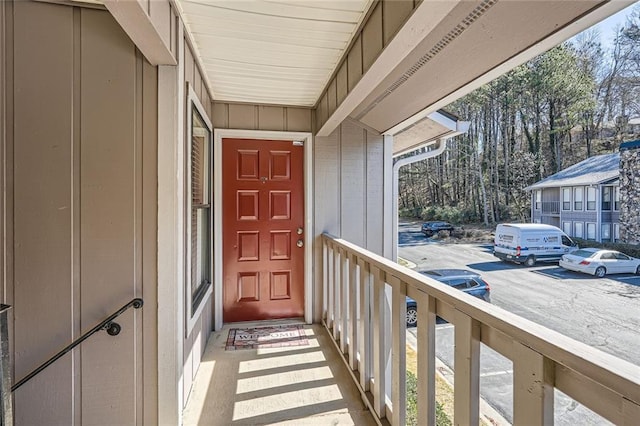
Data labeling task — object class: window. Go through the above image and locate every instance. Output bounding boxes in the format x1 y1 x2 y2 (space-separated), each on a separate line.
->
586 187 596 210
601 223 611 242
563 221 572 235
562 188 571 210
586 223 596 240
535 190 541 210
614 187 620 211
561 235 574 247
602 187 612 211
574 222 584 238
573 187 583 210
614 224 620 242
187 88 213 322
614 252 630 261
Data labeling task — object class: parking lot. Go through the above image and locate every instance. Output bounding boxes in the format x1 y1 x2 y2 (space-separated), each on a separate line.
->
398 222 640 425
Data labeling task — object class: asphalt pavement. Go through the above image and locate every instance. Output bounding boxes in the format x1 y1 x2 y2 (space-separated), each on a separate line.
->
399 221 640 425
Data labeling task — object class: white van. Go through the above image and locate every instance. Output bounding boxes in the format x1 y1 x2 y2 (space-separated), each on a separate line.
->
493 223 578 266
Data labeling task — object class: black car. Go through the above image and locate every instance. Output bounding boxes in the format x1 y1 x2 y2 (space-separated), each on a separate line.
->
421 221 454 236
406 269 491 327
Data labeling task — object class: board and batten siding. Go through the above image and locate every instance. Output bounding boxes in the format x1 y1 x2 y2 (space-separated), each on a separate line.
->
6 2 158 424
315 0 416 130
313 119 392 321
212 102 313 132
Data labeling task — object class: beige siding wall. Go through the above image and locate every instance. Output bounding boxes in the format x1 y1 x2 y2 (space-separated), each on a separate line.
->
212 102 313 132
315 0 415 130
5 2 158 424
181 33 214 406
313 120 392 321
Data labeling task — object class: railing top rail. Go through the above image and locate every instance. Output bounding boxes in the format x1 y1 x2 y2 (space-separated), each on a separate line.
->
322 233 640 404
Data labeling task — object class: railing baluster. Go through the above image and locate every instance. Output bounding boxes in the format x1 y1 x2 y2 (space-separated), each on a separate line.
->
417 293 436 426
322 240 328 322
513 342 554 424
454 310 481 425
372 266 387 418
348 253 358 370
326 242 334 329
358 258 371 391
340 249 349 354
333 247 341 340
390 276 407 426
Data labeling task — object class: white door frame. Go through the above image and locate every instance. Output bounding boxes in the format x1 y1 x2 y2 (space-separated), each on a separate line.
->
213 129 313 330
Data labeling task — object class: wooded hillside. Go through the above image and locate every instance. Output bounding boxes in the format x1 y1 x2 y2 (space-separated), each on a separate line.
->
398 6 640 225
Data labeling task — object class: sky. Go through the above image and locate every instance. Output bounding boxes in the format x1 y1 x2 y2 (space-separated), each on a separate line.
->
589 2 638 47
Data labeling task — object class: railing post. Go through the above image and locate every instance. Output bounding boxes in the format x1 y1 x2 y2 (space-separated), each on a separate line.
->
390 277 406 426
454 310 480 425
0 305 12 426
327 242 334 329
358 259 371 391
348 253 358 370
416 293 436 426
513 342 554 425
372 266 387 418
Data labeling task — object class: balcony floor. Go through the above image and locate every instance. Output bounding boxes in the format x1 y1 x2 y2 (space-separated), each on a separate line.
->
183 321 376 425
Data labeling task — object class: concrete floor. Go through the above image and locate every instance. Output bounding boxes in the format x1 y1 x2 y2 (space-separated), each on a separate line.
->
182 321 376 425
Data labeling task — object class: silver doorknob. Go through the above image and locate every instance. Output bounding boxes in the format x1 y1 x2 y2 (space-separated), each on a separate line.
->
297 227 304 235
297 239 304 248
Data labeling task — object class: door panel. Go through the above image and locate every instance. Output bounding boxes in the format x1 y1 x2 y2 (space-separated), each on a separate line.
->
223 139 304 322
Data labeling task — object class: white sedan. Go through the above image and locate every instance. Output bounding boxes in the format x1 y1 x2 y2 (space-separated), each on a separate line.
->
559 248 640 278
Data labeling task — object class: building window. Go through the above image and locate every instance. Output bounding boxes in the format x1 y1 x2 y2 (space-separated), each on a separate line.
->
574 187 583 210
187 88 213 321
602 187 612 211
562 188 571 210
535 190 541 210
563 222 572 235
614 187 620 211
586 223 596 240
586 187 596 211
574 222 584 239
601 223 611 242
614 224 620 242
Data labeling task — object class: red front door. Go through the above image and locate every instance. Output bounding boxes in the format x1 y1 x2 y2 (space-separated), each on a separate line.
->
222 138 304 322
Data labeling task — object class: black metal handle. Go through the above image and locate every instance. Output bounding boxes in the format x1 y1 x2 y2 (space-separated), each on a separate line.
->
11 298 143 392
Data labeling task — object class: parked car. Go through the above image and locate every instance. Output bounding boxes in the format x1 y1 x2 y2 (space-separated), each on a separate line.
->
406 269 491 327
421 221 454 237
559 248 640 278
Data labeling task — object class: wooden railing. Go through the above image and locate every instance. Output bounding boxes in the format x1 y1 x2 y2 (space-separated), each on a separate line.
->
322 234 640 425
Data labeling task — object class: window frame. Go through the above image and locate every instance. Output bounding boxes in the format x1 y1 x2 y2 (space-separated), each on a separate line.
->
614 223 620 242
562 188 571 210
586 187 597 211
601 223 611 242
186 84 214 333
586 222 596 240
614 186 620 211
535 190 542 210
562 221 572 236
574 222 584 239
573 187 583 211
601 186 612 211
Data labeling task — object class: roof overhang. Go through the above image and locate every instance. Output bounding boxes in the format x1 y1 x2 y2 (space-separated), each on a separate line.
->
392 110 469 156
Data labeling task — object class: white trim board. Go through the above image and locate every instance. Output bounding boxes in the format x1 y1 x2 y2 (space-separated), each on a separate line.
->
213 129 314 330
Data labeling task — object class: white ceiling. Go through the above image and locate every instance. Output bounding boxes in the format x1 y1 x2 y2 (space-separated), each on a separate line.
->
177 0 372 107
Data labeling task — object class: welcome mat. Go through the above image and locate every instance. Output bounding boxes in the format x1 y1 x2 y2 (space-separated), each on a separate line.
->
225 324 309 350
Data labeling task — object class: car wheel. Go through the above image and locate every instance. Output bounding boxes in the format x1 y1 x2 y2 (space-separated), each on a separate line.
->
636 265 640 276
524 256 536 267
406 307 418 327
595 266 606 278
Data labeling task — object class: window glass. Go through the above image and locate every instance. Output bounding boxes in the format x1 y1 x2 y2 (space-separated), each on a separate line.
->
614 224 620 242
614 187 620 211
574 187 583 210
561 235 573 246
562 188 571 210
535 190 541 210
574 222 584 238
450 279 469 290
601 223 611 242
586 222 596 240
600 252 615 260
614 252 630 260
563 222 571 235
587 187 596 211
602 187 611 211
189 103 212 316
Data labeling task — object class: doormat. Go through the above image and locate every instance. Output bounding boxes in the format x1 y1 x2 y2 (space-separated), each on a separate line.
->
225 324 309 350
